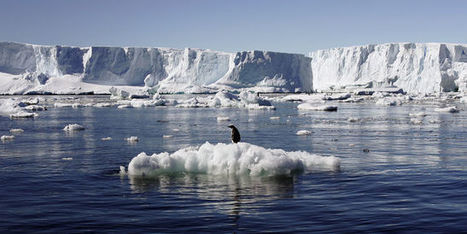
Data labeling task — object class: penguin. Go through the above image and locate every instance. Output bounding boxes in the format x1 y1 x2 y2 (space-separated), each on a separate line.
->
227 125 241 143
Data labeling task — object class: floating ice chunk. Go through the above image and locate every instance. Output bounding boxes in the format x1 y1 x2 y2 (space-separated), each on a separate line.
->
409 112 427 117
347 117 359 122
410 118 423 124
117 104 133 109
10 112 38 119
435 106 459 113
9 128 24 134
71 103 82 108
125 136 139 142
297 103 338 111
162 135 173 138
217 116 230 122
323 93 351 101
54 103 74 108
270 116 280 120
101 137 112 141
109 87 130 100
209 90 239 107
1 135 15 141
127 142 340 177
94 103 113 108
119 166 127 176
176 97 209 108
296 130 312 136
25 105 47 111
63 124 85 131
375 97 402 106
62 157 73 161
20 98 40 106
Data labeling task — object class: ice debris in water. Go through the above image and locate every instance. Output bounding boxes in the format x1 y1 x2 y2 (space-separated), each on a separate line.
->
25 105 47 111
217 116 230 122
347 117 359 122
296 130 312 136
62 157 73 161
101 137 112 141
9 128 24 134
63 124 85 131
125 136 139 142
435 106 459 113
10 112 38 119
127 142 340 177
297 103 338 111
1 135 15 141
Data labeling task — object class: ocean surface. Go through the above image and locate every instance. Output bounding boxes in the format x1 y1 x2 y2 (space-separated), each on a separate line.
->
1 96 466 232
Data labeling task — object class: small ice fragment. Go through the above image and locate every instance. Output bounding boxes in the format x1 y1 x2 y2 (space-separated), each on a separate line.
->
163 135 173 138
270 116 280 120
409 112 427 117
172 128 180 132
435 106 459 113
1 135 15 141
62 157 73 160
297 103 338 111
10 112 38 119
125 136 139 142
296 130 312 136
347 117 359 122
119 166 126 176
9 128 24 134
63 124 85 131
117 104 133 109
410 118 423 125
101 137 112 141
25 105 47 111
217 116 230 122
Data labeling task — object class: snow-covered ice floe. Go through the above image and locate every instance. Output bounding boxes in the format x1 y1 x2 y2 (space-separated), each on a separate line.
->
125 142 340 177
63 124 85 131
10 112 38 119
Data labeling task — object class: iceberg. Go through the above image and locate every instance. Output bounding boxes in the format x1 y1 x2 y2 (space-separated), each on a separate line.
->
126 142 340 177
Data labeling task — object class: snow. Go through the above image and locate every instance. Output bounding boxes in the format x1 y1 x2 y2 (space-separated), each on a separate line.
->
63 124 85 131
126 142 340 177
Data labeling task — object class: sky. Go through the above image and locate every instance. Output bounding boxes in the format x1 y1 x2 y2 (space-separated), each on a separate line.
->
1 0 466 54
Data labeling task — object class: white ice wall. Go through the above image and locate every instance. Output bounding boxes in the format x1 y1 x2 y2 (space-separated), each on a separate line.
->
310 43 467 94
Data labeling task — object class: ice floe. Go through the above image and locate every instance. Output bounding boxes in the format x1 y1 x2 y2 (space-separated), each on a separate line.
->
1 135 15 141
63 124 85 131
126 142 340 177
297 103 338 111
296 130 312 136
9 128 24 134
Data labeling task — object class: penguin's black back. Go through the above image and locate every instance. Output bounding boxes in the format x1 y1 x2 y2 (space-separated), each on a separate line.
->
229 125 241 143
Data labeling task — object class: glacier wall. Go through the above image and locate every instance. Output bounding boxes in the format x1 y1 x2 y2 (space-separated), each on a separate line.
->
1 42 466 94
0 42 312 94
310 43 467 94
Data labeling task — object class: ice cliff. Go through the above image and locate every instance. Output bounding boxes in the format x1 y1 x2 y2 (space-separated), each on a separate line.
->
0 42 312 94
1 42 466 95
311 43 467 94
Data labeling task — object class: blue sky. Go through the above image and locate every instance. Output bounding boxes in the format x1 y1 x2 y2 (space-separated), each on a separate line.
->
1 0 466 54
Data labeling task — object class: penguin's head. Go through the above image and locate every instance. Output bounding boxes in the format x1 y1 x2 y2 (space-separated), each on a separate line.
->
227 125 235 129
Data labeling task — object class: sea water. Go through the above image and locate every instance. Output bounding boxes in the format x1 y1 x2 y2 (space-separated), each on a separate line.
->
1 96 466 232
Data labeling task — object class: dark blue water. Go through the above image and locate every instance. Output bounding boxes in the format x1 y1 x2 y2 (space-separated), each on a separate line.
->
1 97 466 232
